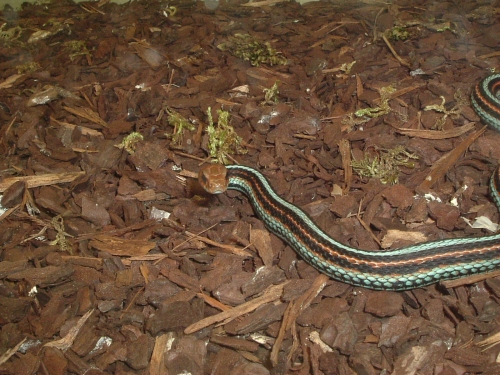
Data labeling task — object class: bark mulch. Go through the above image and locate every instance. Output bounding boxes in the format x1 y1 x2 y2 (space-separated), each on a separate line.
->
1 0 500 374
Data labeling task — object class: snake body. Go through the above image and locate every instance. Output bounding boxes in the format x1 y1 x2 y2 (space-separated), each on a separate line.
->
199 74 500 291
471 73 500 131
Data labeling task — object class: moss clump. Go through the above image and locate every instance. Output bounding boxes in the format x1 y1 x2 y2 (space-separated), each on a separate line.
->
218 34 287 67
165 108 195 145
63 40 90 61
116 132 143 154
351 146 418 185
387 26 410 41
342 85 396 131
16 61 41 74
0 24 23 47
50 215 73 254
206 107 246 164
424 91 465 130
355 86 396 118
262 81 280 105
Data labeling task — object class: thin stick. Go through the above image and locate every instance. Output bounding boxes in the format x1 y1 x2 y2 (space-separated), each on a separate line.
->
184 282 288 334
184 230 253 257
382 33 411 68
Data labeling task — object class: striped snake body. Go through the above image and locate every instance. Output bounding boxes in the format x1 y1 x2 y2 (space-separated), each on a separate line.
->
199 74 500 291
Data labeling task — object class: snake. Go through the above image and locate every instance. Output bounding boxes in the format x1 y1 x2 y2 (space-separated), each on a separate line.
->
198 74 500 291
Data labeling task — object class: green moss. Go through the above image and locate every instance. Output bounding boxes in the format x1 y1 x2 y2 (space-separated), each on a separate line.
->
16 61 41 74
206 107 247 164
351 146 418 185
0 24 23 47
388 26 410 41
342 85 397 131
355 86 396 118
165 108 195 145
217 34 287 67
340 61 356 74
116 132 144 154
63 40 90 61
162 5 177 17
262 81 280 105
423 91 465 130
49 215 73 254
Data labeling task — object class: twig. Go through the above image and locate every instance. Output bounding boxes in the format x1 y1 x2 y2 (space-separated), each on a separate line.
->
0 172 85 192
442 269 500 290
393 122 475 139
0 338 27 365
373 7 386 42
338 139 352 194
356 199 382 247
382 33 411 68
417 126 487 191
172 150 206 162
184 282 288 334
184 230 253 257
171 223 218 252
241 0 288 7
270 274 329 367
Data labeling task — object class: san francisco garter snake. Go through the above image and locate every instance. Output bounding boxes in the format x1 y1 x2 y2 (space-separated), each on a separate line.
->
198 74 500 291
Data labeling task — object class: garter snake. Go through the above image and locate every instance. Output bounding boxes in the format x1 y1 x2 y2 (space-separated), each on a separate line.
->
199 74 500 291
